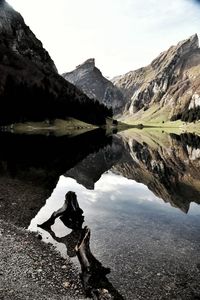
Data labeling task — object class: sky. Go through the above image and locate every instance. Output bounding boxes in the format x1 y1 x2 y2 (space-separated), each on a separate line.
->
7 0 200 78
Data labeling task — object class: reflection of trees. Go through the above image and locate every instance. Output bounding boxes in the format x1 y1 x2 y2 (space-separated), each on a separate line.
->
0 129 112 228
171 132 200 149
38 191 124 300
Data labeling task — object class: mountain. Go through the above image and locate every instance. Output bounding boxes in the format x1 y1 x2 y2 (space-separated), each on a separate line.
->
112 34 200 123
0 0 57 73
0 1 112 126
62 58 126 115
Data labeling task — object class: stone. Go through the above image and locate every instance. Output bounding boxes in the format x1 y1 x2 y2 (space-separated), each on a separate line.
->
62 281 71 289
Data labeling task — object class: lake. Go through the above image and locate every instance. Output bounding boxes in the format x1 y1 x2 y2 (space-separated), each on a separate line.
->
1 129 200 299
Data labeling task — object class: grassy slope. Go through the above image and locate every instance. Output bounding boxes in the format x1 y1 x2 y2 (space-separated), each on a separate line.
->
9 118 97 136
120 103 200 133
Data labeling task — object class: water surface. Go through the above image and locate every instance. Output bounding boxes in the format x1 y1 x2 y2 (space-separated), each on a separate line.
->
30 130 200 299
1 129 200 299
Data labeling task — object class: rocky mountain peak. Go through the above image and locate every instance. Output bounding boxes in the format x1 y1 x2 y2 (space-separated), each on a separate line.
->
113 34 200 122
76 58 95 71
0 1 57 73
177 33 199 51
62 58 126 114
151 34 199 71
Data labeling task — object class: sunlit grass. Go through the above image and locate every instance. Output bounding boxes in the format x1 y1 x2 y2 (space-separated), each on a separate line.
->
11 118 97 136
120 103 200 134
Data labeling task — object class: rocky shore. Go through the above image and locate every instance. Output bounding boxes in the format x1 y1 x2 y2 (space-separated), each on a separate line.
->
0 219 86 300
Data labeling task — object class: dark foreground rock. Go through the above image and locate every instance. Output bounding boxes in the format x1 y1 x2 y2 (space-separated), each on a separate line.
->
0 220 86 300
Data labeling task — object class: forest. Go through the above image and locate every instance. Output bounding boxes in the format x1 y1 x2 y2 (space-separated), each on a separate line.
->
0 73 113 126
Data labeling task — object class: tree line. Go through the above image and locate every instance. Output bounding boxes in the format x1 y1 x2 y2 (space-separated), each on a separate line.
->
0 74 113 126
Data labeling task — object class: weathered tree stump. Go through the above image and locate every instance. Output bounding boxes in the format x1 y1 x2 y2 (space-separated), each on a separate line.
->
39 192 124 299
38 191 84 230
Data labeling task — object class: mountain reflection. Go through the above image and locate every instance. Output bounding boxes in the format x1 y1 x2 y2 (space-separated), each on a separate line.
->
66 130 200 213
1 129 200 299
0 129 112 227
1 129 200 231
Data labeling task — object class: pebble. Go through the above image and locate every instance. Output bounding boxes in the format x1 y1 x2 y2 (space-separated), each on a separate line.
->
63 281 71 289
61 265 67 269
37 268 43 273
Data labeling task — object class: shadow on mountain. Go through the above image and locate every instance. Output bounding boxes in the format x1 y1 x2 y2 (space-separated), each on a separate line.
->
0 1 112 126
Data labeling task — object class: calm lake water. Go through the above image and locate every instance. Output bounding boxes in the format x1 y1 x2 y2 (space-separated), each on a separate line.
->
1 129 200 299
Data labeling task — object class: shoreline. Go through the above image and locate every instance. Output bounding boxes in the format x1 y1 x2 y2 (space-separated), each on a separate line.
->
1 117 200 136
0 219 86 300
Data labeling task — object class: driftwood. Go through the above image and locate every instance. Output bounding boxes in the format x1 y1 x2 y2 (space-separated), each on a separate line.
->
76 226 124 300
38 191 124 299
38 191 84 230
39 224 82 257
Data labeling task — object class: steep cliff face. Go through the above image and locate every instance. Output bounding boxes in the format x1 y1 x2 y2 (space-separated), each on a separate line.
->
0 2 112 125
0 1 57 72
113 34 200 123
62 59 125 114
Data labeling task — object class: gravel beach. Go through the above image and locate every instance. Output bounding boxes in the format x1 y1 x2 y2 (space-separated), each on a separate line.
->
0 219 86 300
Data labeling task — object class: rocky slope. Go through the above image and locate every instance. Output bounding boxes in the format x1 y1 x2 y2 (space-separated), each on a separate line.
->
0 0 56 72
62 58 125 114
0 1 112 125
112 34 200 123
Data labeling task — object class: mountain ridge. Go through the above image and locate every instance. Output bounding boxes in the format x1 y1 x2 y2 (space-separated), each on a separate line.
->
112 34 200 123
62 58 126 115
0 1 112 126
